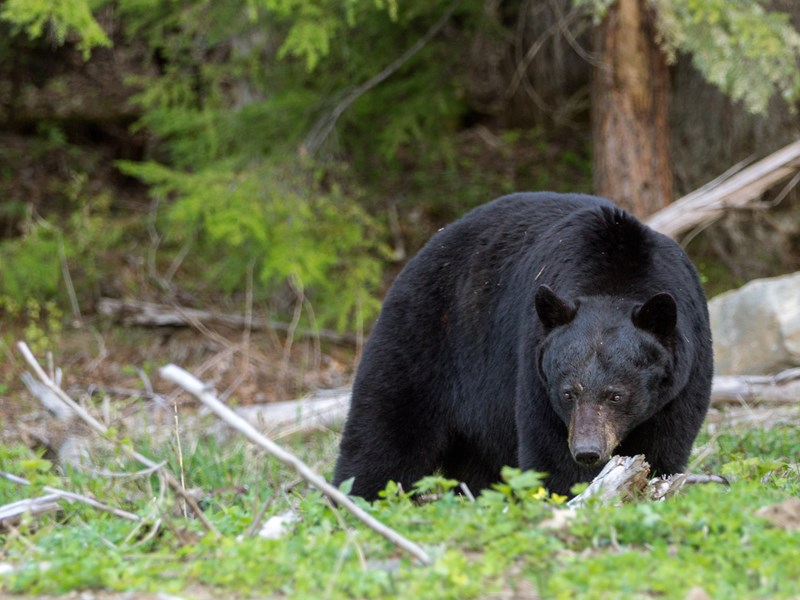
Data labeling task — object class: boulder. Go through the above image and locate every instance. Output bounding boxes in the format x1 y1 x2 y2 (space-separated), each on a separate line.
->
708 272 800 375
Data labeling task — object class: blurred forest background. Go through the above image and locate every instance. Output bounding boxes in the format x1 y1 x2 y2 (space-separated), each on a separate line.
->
2 0 800 403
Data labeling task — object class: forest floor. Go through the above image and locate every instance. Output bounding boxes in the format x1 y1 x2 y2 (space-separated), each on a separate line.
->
1 318 357 446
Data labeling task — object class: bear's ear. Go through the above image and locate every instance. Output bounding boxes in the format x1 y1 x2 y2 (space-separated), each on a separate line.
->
633 292 677 338
535 285 577 330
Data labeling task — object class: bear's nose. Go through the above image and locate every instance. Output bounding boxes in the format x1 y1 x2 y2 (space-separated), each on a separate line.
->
572 445 603 466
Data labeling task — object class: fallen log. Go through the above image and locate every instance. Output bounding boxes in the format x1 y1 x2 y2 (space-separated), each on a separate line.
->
567 455 651 508
222 368 800 435
711 368 800 405
647 139 800 239
97 297 357 345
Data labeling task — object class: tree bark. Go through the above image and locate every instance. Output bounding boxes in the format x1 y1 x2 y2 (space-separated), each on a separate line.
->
592 0 672 218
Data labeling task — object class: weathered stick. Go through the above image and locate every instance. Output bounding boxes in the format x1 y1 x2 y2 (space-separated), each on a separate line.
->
97 298 356 345
0 470 140 522
0 495 62 527
159 363 432 566
16 342 219 537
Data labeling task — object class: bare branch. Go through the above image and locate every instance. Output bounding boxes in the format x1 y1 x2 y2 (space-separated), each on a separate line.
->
159 363 432 565
0 470 140 522
16 341 219 537
0 495 62 528
97 297 357 345
567 455 729 508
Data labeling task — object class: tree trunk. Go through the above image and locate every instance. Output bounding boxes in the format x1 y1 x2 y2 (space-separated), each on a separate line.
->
592 0 672 218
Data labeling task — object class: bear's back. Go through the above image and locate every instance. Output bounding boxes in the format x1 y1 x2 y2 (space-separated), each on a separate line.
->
390 192 615 300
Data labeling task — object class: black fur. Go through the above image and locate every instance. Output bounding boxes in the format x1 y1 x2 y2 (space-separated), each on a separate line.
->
333 193 713 499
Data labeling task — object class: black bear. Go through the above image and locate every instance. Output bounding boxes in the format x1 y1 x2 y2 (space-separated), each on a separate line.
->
333 192 713 499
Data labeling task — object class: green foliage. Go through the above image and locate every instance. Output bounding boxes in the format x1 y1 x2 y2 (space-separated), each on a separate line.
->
577 0 800 114
0 445 60 501
0 221 63 302
118 159 385 330
0 0 110 58
0 297 63 356
1 421 799 598
110 0 478 330
654 0 800 113
2 0 795 334
0 191 124 312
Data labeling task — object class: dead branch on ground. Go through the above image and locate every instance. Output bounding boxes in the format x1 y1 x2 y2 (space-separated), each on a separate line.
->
0 495 62 529
17 341 219 537
647 139 800 239
159 363 432 566
567 455 651 508
706 405 800 429
711 368 800 405
97 297 356 345
0 470 140 522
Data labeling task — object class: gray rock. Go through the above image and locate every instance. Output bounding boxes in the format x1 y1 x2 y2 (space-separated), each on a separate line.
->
708 272 800 375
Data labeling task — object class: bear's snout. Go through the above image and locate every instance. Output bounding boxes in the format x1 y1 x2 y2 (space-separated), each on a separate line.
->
568 403 617 467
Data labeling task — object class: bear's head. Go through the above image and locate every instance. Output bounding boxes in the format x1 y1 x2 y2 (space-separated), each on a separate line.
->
534 284 677 468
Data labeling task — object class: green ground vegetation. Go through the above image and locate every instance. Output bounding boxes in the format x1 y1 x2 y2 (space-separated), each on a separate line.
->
1 421 798 599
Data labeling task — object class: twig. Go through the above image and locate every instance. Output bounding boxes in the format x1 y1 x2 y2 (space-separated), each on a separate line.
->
279 274 305 388
246 494 275 538
459 482 476 502
507 3 583 100
81 461 167 480
173 400 188 518
0 470 140 522
220 259 257 403
57 236 82 324
159 363 432 565
682 474 729 486
16 341 220 537
165 235 194 285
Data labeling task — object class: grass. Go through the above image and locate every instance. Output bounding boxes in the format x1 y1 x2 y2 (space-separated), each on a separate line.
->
1 419 799 599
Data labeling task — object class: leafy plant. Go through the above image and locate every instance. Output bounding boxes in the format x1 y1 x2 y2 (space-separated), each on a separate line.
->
0 0 110 58
576 0 800 114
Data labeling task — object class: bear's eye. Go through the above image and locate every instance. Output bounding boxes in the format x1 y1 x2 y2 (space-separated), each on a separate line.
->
608 392 623 403
563 391 573 401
